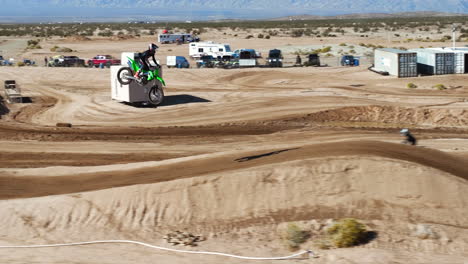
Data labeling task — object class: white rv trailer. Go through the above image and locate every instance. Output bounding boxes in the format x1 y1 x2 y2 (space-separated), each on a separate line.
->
158 33 194 44
189 41 233 59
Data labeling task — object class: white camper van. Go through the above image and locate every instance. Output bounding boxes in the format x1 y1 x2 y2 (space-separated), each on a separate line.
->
189 41 233 59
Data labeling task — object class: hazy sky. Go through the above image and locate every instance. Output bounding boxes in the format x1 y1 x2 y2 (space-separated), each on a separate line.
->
0 0 466 22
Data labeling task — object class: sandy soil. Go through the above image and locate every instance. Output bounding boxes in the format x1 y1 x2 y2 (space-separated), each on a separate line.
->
0 32 467 264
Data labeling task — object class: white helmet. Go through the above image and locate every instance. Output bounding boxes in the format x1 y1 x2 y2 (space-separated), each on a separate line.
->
400 128 409 134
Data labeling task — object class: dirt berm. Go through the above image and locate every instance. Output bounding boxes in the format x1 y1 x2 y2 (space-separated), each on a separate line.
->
0 140 466 200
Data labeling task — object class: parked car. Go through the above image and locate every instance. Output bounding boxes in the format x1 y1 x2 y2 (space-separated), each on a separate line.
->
166 56 190 68
233 49 261 59
213 55 236 68
196 55 215 68
304 54 321 67
266 49 283 67
87 55 121 68
63 56 85 67
22 59 35 66
341 55 355 66
0 56 13 66
48 55 65 67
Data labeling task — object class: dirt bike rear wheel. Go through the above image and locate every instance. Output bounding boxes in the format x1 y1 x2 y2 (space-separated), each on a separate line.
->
148 85 164 106
117 67 133 85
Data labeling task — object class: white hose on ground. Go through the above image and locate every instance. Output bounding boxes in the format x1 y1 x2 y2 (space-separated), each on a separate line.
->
0 240 313 260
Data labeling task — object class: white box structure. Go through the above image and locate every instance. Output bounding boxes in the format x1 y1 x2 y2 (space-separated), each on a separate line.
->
111 65 162 103
121 52 137 66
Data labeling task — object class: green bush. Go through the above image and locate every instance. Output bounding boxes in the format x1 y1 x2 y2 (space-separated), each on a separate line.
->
321 46 332 53
283 223 310 249
327 218 366 248
433 84 447 90
17 61 25 67
339 43 347 46
257 33 264 38
291 29 304 38
407 83 418 89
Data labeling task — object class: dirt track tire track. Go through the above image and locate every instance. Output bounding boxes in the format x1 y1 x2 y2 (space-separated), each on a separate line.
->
1 141 466 200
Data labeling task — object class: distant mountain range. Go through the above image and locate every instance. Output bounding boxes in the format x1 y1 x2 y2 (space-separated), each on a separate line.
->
271 12 468 21
0 0 467 22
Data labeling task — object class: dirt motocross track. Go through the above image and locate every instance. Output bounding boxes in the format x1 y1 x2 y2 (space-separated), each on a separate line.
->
1 63 468 263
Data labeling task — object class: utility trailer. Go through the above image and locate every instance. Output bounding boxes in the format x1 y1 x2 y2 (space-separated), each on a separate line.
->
4 80 22 103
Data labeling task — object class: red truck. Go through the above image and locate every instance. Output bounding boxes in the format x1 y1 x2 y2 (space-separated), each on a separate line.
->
87 55 121 68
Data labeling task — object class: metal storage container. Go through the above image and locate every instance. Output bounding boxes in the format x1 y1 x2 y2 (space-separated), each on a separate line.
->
409 49 455 75
374 48 417 78
428 47 468 74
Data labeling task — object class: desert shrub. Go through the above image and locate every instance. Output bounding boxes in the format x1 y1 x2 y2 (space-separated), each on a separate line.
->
433 84 447 90
26 39 42 49
291 29 304 38
407 83 417 88
98 30 113 37
265 35 270 39
349 49 356 54
245 35 253 39
314 239 332 250
283 223 310 249
327 218 366 248
321 46 332 53
50 46 73 52
257 33 264 38
339 43 347 46
16 61 25 67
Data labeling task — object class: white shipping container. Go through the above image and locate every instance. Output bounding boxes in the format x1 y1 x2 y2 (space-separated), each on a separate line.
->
428 47 468 74
409 49 455 75
374 48 417 78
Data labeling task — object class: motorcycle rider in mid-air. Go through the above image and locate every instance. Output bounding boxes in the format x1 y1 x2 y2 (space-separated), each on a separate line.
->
134 43 160 81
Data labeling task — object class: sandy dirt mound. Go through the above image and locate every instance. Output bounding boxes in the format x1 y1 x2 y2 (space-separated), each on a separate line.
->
0 155 467 263
0 141 466 199
297 105 468 128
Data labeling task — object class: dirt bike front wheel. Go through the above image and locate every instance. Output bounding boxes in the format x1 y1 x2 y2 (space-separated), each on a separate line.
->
117 67 133 85
148 85 164 106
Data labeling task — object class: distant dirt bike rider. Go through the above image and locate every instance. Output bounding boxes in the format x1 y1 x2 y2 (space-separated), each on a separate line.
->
400 128 417 146
134 43 160 80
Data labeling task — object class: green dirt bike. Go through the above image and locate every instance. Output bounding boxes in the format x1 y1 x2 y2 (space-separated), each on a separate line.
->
117 57 166 105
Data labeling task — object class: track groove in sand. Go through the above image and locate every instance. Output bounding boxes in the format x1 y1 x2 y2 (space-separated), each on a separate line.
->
0 141 466 200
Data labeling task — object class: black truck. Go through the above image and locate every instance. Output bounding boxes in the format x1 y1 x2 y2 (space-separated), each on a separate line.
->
63 56 85 67
266 49 283 67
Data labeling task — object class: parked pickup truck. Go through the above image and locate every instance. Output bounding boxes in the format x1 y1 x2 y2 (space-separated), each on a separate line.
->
49 55 85 67
87 55 121 68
